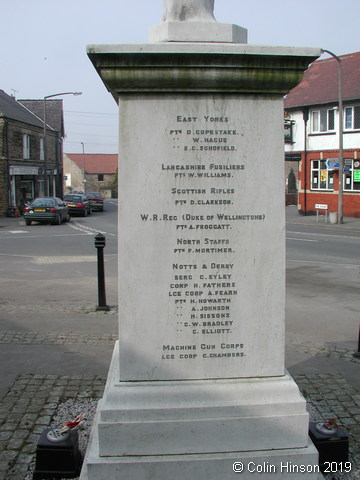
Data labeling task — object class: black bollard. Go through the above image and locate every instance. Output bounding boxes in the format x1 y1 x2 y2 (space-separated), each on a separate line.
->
354 323 360 358
95 233 110 311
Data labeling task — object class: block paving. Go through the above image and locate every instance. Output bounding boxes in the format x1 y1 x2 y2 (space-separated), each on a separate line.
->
0 331 359 479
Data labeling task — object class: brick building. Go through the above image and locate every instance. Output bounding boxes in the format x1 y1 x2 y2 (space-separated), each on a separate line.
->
63 153 117 198
19 97 65 198
0 90 63 214
284 51 360 217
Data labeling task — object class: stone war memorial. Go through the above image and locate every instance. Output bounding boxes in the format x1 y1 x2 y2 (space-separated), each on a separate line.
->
81 1 322 478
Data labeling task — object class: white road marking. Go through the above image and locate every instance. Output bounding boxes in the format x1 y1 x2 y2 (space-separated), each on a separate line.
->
32 255 96 264
66 221 116 236
288 259 356 268
286 237 318 243
288 230 360 240
0 253 117 264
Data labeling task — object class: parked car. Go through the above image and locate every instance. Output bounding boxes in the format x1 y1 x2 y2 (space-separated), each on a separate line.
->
23 197 70 226
85 192 105 212
63 193 92 216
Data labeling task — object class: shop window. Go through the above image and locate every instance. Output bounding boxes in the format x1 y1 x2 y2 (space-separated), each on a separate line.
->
344 159 360 191
311 109 335 133
345 106 360 130
23 134 30 159
20 181 34 200
311 160 334 190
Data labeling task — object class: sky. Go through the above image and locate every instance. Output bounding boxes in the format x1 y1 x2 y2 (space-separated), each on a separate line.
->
1 0 359 154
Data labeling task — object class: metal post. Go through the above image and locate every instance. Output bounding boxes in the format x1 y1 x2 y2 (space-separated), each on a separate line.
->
337 57 344 224
81 142 86 192
43 91 82 197
95 233 110 311
43 99 48 196
354 324 360 358
321 50 343 224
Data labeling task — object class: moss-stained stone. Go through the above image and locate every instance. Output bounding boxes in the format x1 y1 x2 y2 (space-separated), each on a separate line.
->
87 43 321 99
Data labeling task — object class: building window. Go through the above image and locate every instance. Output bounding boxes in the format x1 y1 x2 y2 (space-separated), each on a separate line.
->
38 179 45 197
311 160 334 190
311 109 335 133
345 106 360 130
23 134 30 159
98 174 104 181
284 120 295 144
344 159 360 191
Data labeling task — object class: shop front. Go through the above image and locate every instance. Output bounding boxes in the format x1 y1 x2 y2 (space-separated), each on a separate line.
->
298 151 360 217
9 165 58 206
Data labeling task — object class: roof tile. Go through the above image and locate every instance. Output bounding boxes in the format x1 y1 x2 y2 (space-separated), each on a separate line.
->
65 153 117 174
0 90 45 128
285 51 360 109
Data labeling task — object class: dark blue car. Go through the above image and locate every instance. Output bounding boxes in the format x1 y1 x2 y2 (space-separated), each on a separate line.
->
23 197 70 225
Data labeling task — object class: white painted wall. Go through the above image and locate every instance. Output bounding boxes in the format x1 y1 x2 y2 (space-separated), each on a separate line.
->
285 108 360 153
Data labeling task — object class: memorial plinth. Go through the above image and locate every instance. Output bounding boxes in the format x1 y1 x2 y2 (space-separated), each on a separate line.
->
81 40 322 479
149 20 247 43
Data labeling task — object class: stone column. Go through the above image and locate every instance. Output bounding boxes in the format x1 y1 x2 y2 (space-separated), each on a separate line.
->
81 15 322 480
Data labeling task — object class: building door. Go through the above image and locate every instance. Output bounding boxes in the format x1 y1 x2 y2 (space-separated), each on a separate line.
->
286 168 298 205
20 180 34 201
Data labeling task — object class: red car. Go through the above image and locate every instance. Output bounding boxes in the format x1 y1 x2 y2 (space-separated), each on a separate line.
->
85 192 104 212
63 193 92 216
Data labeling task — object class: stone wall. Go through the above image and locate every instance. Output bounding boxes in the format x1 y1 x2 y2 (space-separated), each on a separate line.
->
63 154 84 194
6 119 56 164
84 173 115 197
0 117 59 212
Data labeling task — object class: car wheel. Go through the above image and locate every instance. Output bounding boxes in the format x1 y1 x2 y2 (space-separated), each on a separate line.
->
88 207 92 215
52 215 61 225
25 219 32 226
65 214 70 222
83 209 87 217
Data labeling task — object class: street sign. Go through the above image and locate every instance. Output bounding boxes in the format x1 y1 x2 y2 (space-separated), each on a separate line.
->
325 158 339 169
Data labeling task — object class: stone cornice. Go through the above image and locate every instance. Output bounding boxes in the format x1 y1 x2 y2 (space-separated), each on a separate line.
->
87 43 321 99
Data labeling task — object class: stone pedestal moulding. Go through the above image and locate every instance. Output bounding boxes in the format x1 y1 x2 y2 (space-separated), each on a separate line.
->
80 4 322 479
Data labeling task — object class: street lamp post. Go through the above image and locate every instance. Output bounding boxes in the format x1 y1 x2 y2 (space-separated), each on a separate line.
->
321 49 343 224
81 142 86 192
43 91 82 197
